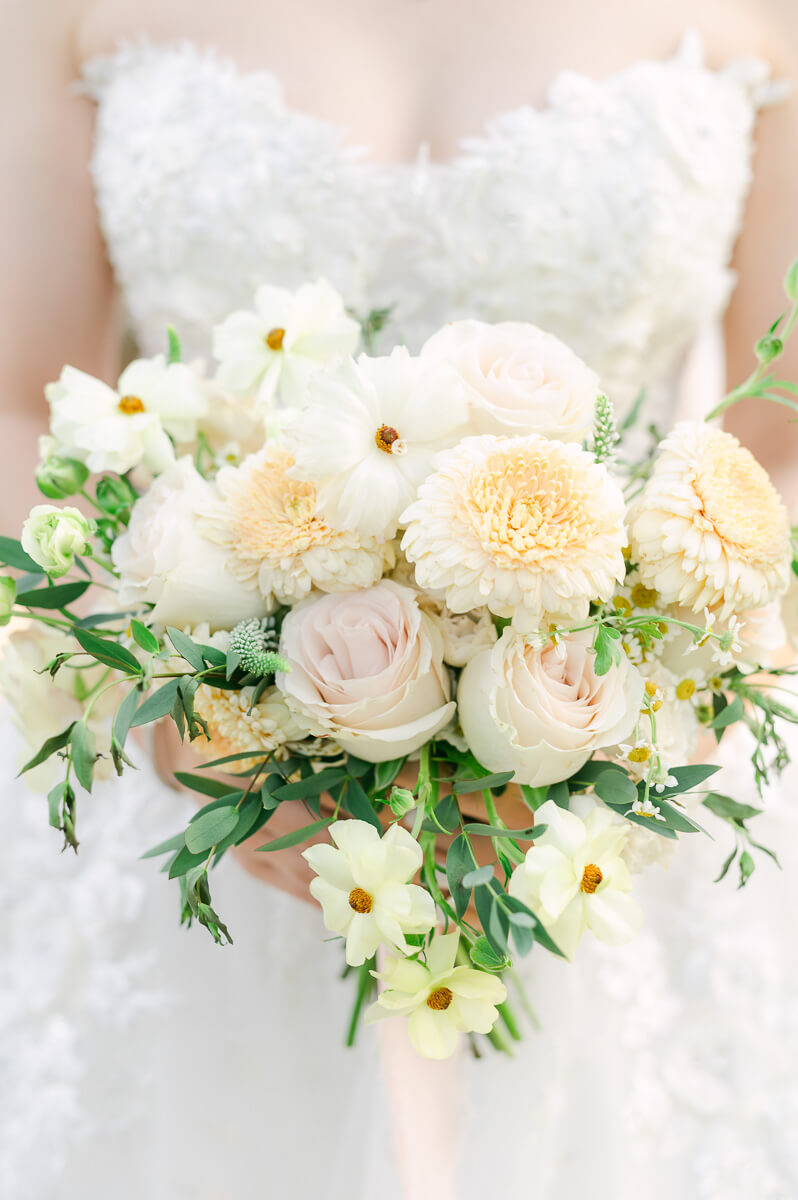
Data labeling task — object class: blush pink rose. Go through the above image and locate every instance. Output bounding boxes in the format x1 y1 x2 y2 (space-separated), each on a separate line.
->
276 581 455 761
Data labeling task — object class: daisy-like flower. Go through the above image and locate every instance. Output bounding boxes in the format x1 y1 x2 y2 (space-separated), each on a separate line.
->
365 933 507 1059
193 684 305 765
286 348 469 538
628 422 792 618
401 434 627 630
508 799 643 959
628 797 667 822
212 278 360 412
302 820 435 966
46 357 208 476
198 445 391 604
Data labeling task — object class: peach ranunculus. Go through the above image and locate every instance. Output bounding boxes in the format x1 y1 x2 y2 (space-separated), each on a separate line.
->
275 581 455 762
401 434 626 632
420 319 599 442
628 422 792 619
457 628 644 787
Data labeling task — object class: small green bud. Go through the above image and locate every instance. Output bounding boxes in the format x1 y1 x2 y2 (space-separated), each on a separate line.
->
784 258 798 303
95 474 138 515
36 455 90 500
386 786 416 818
755 334 783 365
0 576 16 625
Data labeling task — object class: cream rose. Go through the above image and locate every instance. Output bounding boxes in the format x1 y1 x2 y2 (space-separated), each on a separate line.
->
112 457 265 631
420 319 599 442
21 505 93 578
458 628 644 786
275 580 455 761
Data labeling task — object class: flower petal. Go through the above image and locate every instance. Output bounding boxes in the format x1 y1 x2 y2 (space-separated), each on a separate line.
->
408 1005 461 1059
585 890 643 946
302 843 355 891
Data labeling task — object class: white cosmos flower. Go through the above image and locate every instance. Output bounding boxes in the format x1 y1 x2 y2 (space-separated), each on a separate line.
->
212 278 360 412
302 820 435 966
365 933 507 1059
46 357 208 476
508 799 643 959
286 347 469 538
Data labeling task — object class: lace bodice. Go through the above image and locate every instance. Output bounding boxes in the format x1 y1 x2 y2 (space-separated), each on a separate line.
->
82 32 779 418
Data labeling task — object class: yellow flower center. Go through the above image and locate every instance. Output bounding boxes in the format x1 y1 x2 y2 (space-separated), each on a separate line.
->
375 424 401 453
630 582 658 609
348 887 373 914
580 863 603 894
709 675 723 691
461 446 610 566
613 595 633 616
265 327 285 351
676 679 697 700
118 394 145 414
226 447 345 567
627 746 651 763
694 430 789 559
426 987 454 1011
644 681 658 697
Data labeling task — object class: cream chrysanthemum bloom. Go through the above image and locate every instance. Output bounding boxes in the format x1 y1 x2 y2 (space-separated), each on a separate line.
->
401 434 626 630
199 445 391 604
193 684 305 764
628 422 792 618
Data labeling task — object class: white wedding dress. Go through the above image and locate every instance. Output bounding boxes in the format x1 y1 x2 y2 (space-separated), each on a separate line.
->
3 31 798 1200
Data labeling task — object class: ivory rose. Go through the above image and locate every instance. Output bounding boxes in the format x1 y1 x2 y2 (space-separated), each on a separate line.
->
275 580 455 761
112 457 265 631
420 319 599 441
458 628 644 786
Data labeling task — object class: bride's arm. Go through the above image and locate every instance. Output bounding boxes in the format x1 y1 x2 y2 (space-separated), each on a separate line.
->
0 1 120 532
723 19 798 507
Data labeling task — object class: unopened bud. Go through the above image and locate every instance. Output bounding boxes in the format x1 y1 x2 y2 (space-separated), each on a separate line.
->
36 456 89 499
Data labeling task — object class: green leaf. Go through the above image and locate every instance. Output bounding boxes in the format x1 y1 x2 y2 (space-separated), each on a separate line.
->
0 536 39 572
17 580 90 610
714 844 738 883
130 619 160 654
711 694 745 731
272 768 348 802
19 723 75 775
74 628 142 675
463 823 545 839
651 797 707 834
546 780 571 809
373 757 406 793
166 626 207 672
738 849 755 887
47 781 68 829
129 678 181 727
342 777 382 830
184 805 239 853
196 643 226 667
169 844 210 878
702 792 762 823
213 796 264 855
141 831 187 859
655 764 721 795
70 720 97 792
594 771 638 807
167 325 182 364
469 936 510 972
446 834 477 919
113 686 141 748
519 785 547 811
175 771 241 799
256 817 333 852
196 749 272 770
592 624 619 676
453 771 515 795
462 865 496 888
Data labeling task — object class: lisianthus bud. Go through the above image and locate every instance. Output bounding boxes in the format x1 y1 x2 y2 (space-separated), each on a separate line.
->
21 505 94 578
36 455 90 499
0 576 16 625
386 786 416 817
95 474 138 516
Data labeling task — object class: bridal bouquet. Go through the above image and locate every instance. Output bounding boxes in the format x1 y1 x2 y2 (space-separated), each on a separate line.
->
4 269 798 1059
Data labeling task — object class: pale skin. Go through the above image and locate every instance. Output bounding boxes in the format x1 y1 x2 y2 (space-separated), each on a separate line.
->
3 0 798 902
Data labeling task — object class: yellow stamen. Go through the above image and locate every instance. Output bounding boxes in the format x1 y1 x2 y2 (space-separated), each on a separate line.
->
644 681 658 698
348 887 373 914
118 394 145 414
613 595 633 616
676 679 697 701
375 424 400 453
426 987 453 1011
580 864 603 894
265 327 285 351
627 746 651 763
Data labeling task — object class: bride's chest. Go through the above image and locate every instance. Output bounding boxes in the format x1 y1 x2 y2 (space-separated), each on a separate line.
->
84 40 766 404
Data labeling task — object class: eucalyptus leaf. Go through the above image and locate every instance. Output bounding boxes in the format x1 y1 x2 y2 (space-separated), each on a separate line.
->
453 771 515 795
129 678 180 727
112 686 141 748
75 628 142 675
446 834 477 919
19 723 75 775
461 865 496 889
0 536 39 572
166 626 207 672
130 619 160 654
175 771 240 799
70 720 97 792
703 792 762 823
256 817 332 852
18 580 90 610
184 806 239 853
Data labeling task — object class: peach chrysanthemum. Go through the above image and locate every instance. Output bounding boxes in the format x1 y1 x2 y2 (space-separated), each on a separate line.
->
193 684 305 765
400 434 626 630
628 422 791 618
199 445 391 604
